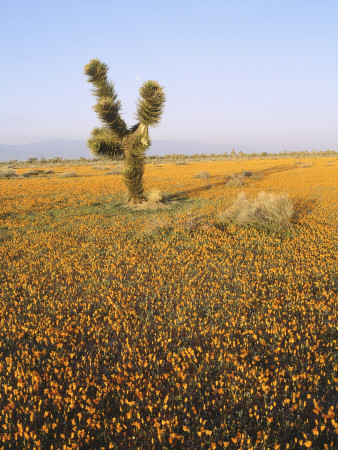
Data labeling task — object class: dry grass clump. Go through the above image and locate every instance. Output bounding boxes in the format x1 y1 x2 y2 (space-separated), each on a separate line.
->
92 165 111 171
219 191 294 228
252 171 263 180
59 172 78 178
226 172 245 186
226 171 261 186
146 189 163 203
0 167 17 179
107 166 123 175
195 171 210 179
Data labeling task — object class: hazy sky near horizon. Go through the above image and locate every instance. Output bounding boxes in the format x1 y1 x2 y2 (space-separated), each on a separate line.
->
1 0 338 153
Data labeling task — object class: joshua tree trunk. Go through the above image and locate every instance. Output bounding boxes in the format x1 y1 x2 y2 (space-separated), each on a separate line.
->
123 124 149 204
84 59 165 204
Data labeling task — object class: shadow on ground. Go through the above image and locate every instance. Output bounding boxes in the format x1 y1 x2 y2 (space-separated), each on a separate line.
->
166 164 295 201
292 197 318 223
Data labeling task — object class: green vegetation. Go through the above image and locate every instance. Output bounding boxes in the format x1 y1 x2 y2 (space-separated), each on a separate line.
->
84 59 165 204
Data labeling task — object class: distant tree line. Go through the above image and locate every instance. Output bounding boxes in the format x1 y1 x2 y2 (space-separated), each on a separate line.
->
2 148 336 168
149 148 337 160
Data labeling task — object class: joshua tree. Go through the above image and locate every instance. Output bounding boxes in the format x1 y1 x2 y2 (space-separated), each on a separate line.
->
84 59 165 204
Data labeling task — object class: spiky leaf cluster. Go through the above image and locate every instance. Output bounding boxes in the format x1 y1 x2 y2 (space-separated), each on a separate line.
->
87 127 122 158
136 81 166 126
93 97 127 137
84 59 127 138
84 59 115 101
83 59 108 83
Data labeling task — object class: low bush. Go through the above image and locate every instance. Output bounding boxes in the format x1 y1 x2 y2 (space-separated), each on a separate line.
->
226 171 262 186
226 172 245 186
219 191 294 228
106 167 123 175
59 172 78 178
195 171 210 179
0 167 17 179
146 189 163 203
22 169 46 177
92 166 111 170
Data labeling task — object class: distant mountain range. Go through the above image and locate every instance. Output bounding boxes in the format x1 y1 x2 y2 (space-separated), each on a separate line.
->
0 139 258 162
0 140 91 162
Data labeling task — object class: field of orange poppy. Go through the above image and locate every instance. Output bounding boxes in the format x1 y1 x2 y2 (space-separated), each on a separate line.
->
0 156 337 448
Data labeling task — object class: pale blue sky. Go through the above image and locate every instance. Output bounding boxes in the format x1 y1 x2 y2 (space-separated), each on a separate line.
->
1 0 337 153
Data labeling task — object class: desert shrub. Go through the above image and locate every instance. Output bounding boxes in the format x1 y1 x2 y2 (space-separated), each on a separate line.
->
22 171 36 178
146 189 163 203
22 169 46 177
252 171 263 180
92 166 111 170
48 157 63 164
226 172 245 186
106 167 123 175
0 167 17 179
219 191 294 228
294 161 313 168
44 169 55 174
195 171 210 179
59 172 78 178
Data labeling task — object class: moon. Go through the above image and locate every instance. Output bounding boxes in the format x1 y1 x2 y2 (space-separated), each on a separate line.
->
136 75 140 81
